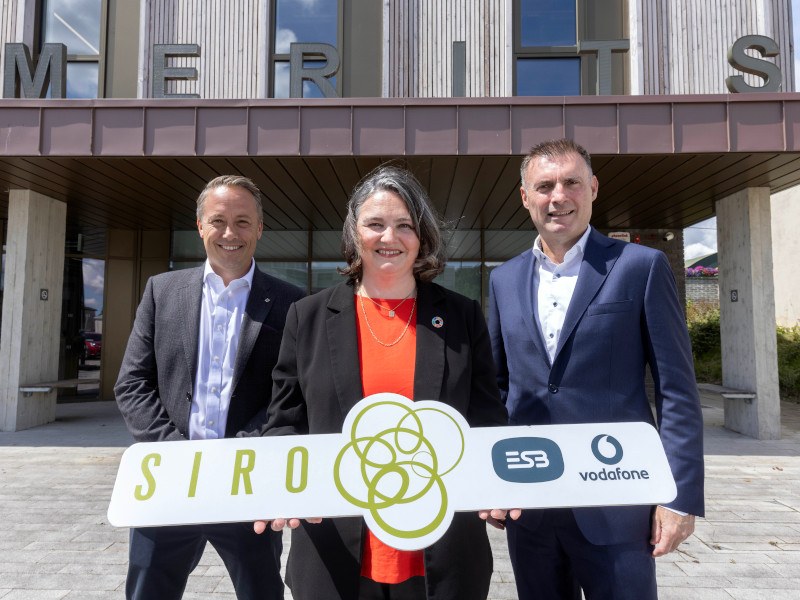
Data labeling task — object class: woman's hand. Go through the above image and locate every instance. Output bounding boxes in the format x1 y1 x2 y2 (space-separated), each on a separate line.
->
253 518 323 534
478 508 522 530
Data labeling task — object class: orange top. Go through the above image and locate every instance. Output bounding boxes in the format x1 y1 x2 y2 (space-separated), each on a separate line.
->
355 294 425 584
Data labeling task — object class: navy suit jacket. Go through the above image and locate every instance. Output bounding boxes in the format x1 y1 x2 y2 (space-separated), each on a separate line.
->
488 227 704 545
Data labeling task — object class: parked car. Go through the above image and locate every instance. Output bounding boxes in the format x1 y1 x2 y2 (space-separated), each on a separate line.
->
80 331 102 364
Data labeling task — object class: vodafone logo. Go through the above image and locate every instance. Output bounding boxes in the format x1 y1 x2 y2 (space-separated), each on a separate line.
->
590 434 623 465
581 434 650 483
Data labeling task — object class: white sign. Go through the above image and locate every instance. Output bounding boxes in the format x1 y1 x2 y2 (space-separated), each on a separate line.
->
608 231 631 242
108 394 676 550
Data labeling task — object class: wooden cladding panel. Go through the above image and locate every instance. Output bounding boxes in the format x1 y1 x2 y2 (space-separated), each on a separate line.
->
0 0 19 45
0 0 21 83
387 0 510 98
637 0 794 95
143 0 263 98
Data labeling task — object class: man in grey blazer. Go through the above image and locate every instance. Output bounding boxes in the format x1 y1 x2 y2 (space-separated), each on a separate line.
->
115 175 305 600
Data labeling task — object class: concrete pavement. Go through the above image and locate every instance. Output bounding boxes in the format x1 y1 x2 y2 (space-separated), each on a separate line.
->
1 388 799 599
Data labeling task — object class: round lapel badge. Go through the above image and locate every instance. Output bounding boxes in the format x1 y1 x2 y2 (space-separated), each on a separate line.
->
432 316 444 328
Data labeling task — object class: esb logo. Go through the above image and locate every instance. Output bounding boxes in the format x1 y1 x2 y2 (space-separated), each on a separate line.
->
491 437 564 483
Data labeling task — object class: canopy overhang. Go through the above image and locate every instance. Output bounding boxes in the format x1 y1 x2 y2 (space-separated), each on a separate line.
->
1 93 799 233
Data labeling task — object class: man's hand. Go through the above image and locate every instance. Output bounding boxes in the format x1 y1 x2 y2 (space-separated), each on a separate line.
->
253 518 322 534
478 508 522 530
651 506 695 557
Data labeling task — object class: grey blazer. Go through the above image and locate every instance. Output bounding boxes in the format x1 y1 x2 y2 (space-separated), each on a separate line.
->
115 265 305 442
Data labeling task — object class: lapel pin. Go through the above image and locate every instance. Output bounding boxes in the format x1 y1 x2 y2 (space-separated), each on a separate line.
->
432 316 444 328
265 298 271 303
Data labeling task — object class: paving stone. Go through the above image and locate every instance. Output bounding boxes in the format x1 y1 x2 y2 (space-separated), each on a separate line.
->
0 591 69 600
764 563 800 577
673 552 778 564
182 575 223 594
62 593 123 600
724 576 800 589
658 575 732 588
2 395 800 599
675 562 782 577
659 589 735 599
726 590 800 600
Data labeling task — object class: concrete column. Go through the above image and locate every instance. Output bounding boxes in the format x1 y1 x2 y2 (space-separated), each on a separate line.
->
716 187 780 440
0 190 66 431
770 187 800 327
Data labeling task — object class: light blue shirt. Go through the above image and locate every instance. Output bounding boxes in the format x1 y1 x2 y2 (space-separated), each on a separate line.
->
531 226 592 364
189 259 255 440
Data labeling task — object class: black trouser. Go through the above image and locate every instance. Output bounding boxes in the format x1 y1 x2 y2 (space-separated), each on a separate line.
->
359 576 427 600
127 522 283 600
507 508 657 600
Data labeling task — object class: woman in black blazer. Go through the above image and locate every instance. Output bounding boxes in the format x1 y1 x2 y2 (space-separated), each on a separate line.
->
260 165 508 600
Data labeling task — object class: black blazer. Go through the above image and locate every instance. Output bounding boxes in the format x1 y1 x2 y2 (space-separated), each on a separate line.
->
266 280 508 600
115 266 305 441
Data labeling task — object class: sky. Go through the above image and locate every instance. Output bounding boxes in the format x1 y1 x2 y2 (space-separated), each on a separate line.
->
683 216 717 262
683 2 800 260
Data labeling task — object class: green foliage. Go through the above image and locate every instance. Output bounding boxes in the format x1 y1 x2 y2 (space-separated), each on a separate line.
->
685 301 800 401
686 301 722 385
777 326 800 401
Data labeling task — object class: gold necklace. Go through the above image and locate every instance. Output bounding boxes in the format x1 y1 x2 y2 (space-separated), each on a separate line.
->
360 286 415 318
358 293 416 347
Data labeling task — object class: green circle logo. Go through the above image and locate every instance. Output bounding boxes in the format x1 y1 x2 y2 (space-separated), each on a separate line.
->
334 397 465 540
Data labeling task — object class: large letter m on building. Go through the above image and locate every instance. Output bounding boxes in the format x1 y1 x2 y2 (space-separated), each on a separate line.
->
3 43 66 98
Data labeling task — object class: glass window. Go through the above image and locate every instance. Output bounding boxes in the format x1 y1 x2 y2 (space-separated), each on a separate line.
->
515 0 580 97
60 257 104 399
516 57 580 96
275 0 338 53
271 0 339 98
65 62 99 98
311 261 346 293
273 62 290 98
257 261 309 290
40 0 104 98
519 0 576 47
171 231 205 260
42 0 102 54
434 261 482 302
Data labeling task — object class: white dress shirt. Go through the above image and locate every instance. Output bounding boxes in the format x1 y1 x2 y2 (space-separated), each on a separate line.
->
189 259 255 440
531 226 592 364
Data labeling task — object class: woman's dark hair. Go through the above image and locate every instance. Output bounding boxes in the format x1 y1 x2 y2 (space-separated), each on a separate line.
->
340 165 447 283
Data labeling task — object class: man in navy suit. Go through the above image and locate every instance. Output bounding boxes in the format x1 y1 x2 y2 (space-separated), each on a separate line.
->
115 175 305 600
488 139 704 600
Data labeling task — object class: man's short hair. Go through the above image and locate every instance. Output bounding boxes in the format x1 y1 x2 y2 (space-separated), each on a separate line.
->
196 175 264 222
520 139 593 188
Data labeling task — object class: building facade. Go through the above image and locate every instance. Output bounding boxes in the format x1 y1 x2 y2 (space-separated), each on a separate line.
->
0 0 795 438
